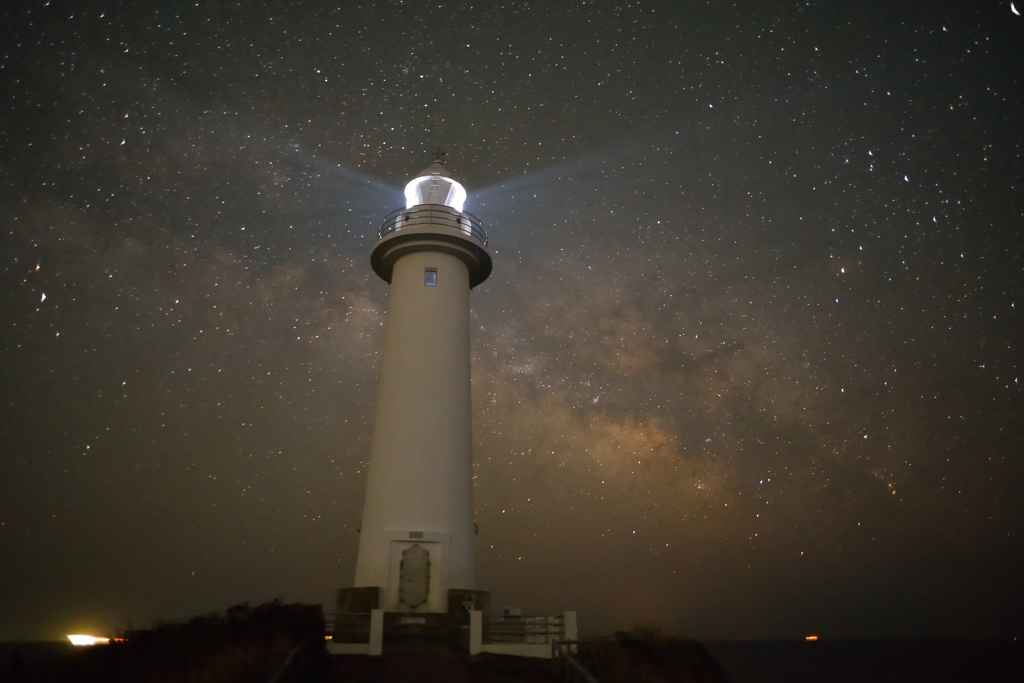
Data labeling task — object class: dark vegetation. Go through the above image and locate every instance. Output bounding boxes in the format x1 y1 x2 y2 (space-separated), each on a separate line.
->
573 626 730 683
5 615 730 683
28 601 327 683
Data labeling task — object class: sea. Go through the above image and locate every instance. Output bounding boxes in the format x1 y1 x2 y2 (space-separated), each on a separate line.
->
705 640 1024 683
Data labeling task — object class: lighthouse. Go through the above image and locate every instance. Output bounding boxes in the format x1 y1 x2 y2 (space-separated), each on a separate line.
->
348 157 491 617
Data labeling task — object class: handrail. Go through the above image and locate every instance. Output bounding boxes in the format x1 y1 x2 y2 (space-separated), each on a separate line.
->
326 612 373 641
378 205 488 245
267 635 310 683
484 614 566 644
553 641 601 683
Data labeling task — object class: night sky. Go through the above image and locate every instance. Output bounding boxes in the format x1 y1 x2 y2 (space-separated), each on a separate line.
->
2 0 1023 641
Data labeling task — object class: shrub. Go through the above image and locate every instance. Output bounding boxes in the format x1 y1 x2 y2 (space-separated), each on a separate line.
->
576 625 730 683
34 600 327 683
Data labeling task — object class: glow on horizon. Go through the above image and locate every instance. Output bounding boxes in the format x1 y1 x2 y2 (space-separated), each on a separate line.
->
67 634 110 646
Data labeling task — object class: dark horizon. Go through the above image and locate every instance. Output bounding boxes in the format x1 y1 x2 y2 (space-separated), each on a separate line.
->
2 0 1023 642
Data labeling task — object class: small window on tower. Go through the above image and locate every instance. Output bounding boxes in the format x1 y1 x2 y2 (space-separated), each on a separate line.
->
424 268 437 286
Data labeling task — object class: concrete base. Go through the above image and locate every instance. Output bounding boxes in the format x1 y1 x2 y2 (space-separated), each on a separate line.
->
476 642 557 658
327 642 374 656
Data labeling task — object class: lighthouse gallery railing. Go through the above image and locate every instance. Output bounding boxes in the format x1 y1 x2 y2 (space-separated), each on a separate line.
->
379 205 488 245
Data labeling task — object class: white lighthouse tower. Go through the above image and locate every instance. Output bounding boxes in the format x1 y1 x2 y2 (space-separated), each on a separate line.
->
350 157 491 616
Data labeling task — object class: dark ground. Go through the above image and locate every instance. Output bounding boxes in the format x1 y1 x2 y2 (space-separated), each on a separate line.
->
325 651 566 683
5 639 1024 682
0 642 72 682
705 640 1024 683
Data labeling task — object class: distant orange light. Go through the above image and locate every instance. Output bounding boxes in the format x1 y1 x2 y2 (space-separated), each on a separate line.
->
805 635 818 641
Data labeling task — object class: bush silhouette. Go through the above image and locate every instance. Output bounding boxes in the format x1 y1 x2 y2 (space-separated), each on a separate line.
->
576 624 730 683
34 600 326 683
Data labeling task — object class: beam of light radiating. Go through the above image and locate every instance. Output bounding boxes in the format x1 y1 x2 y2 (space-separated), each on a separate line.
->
470 119 723 208
284 145 400 199
281 145 403 237
470 132 693 241
472 135 658 201
469 151 629 240
71 54 403 240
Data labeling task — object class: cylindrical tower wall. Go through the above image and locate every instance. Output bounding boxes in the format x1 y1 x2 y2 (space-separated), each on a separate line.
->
354 249 476 611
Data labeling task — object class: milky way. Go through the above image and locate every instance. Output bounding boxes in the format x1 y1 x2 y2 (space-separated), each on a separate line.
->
1 1 1022 640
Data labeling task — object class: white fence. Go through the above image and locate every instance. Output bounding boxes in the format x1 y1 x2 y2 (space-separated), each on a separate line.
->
326 608 577 659
326 609 383 656
470 611 577 659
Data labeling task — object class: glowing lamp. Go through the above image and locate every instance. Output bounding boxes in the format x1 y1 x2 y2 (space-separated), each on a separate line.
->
403 159 467 212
